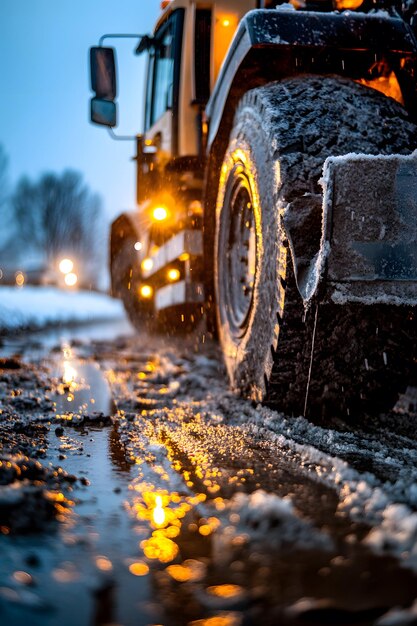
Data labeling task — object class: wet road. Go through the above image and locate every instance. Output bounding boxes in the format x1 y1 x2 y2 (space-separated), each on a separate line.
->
1 322 417 625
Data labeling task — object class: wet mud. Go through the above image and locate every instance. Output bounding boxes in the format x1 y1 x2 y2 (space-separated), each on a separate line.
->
0 330 417 625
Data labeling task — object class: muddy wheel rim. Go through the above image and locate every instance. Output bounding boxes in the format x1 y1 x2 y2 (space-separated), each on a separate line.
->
219 163 257 339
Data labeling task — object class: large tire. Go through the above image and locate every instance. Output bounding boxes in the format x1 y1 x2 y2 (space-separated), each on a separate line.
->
111 237 153 332
214 76 417 418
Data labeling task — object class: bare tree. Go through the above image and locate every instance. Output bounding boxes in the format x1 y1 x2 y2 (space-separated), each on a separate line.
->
0 145 12 248
0 145 8 205
11 170 104 286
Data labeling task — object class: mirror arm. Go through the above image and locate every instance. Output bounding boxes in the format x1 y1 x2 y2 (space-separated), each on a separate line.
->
98 33 147 47
107 128 137 142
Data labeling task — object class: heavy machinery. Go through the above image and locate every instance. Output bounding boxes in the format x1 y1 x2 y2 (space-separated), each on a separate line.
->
90 0 417 417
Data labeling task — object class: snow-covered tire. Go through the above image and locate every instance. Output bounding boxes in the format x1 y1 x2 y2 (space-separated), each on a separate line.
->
111 238 153 332
214 76 417 417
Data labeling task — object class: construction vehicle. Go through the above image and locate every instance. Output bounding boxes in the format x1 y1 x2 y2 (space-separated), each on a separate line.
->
90 0 417 417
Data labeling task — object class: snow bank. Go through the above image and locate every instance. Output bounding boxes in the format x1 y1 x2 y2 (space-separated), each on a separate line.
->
376 600 417 625
0 286 125 333
221 489 334 551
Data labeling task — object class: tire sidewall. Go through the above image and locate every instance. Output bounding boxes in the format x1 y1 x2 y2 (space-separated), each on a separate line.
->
215 107 285 400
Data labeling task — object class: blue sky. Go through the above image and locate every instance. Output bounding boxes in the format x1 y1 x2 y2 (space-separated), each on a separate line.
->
0 0 160 223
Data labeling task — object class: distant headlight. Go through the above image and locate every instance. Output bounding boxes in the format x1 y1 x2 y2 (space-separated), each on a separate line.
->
59 258 74 274
15 271 25 287
64 272 78 287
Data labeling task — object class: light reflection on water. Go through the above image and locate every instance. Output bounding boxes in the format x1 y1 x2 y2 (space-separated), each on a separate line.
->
128 486 214 565
44 345 237 623
52 343 113 418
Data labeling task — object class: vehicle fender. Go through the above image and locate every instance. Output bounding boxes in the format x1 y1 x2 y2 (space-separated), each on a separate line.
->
110 211 144 295
205 8 417 153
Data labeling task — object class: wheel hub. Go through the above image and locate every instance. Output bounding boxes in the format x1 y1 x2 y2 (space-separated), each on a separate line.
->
220 164 257 337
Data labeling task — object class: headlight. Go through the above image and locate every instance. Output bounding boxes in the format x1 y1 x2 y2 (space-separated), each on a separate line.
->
152 206 169 222
139 284 153 299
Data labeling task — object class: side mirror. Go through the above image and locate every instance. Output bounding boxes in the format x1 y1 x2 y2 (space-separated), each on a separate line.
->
89 46 117 127
90 98 117 127
90 46 117 99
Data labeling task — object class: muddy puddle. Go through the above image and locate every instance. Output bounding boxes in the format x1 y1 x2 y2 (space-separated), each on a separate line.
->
0 342 210 625
0 347 160 625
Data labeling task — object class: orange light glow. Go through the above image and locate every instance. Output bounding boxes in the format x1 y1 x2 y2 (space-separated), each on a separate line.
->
139 284 153 299
334 0 363 7
64 272 78 287
358 71 404 105
129 561 149 576
166 564 192 582
141 258 154 272
189 615 241 626
152 206 169 222
141 534 179 563
199 524 213 536
206 584 244 599
167 268 180 282
129 488 215 566
15 272 25 287
214 15 238 82
189 200 203 215
166 560 206 583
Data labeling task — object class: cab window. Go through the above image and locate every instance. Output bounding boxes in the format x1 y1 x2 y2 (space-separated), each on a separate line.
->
145 9 184 131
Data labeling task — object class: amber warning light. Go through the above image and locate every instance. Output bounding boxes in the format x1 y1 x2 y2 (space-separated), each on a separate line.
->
152 206 169 222
140 285 153 299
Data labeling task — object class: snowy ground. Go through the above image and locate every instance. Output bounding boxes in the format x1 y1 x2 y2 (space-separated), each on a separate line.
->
0 286 125 334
